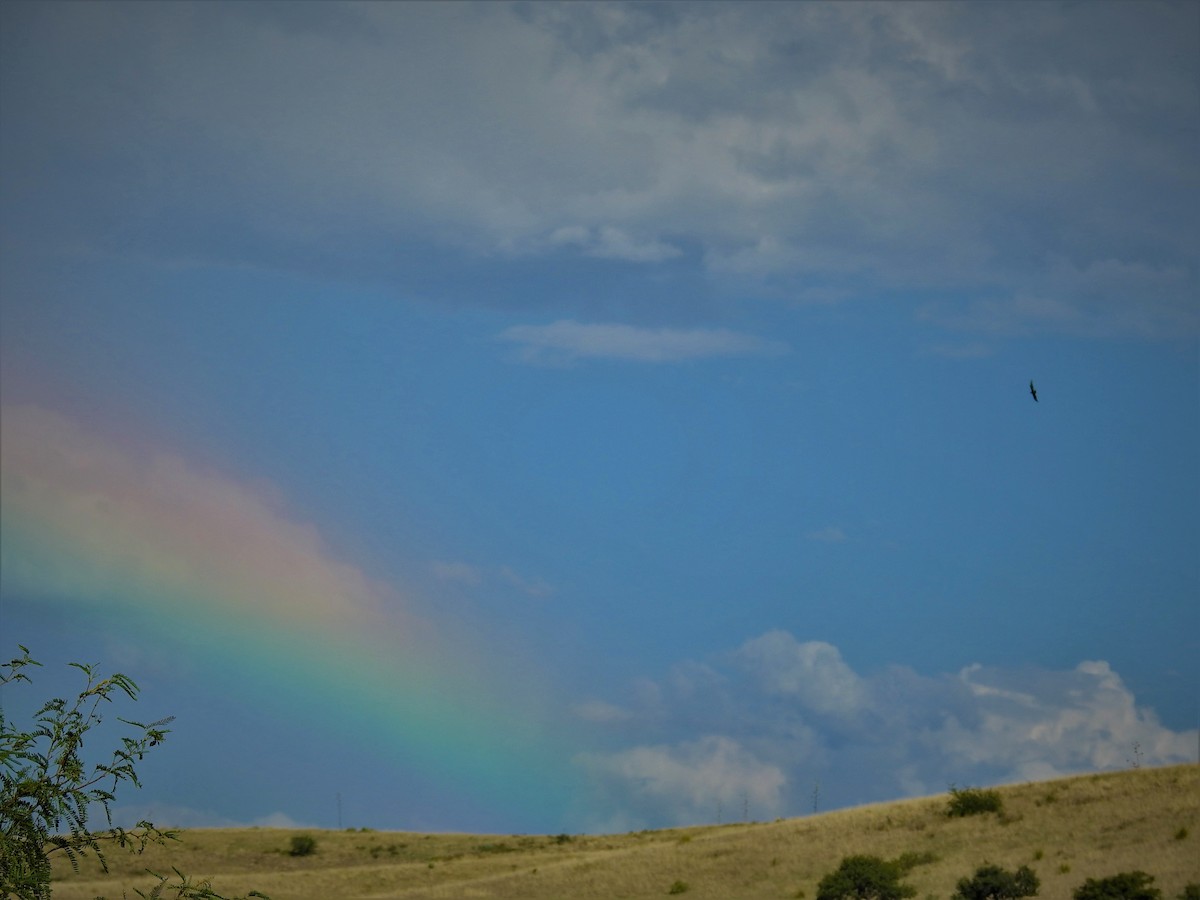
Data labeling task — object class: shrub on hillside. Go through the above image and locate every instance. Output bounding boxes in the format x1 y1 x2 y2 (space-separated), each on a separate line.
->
946 785 1004 817
1073 872 1161 900
1178 886 1199 900
289 834 318 857
954 864 1040 900
817 855 918 900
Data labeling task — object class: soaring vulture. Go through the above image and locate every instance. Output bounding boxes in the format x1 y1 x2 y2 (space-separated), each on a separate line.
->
1029 380 1038 402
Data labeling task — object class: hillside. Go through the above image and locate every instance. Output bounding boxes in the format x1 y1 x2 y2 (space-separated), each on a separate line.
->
50 764 1198 900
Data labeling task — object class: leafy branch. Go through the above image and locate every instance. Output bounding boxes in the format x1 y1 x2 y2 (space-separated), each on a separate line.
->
1 645 267 900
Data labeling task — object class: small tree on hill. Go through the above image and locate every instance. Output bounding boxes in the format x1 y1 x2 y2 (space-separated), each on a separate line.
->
946 785 1004 817
954 864 1040 900
817 855 918 900
0 645 267 900
1073 873 1162 900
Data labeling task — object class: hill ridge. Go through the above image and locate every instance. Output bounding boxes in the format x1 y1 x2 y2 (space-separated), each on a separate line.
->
51 764 1199 900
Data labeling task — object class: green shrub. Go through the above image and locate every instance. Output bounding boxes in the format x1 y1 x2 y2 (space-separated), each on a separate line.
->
947 786 1004 817
1073 872 1161 900
289 834 318 857
1 645 267 900
817 855 918 900
668 880 690 894
953 864 1040 900
1174 826 1189 840
1178 886 1199 900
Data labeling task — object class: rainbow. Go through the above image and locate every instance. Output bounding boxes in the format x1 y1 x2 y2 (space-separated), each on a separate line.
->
0 402 580 826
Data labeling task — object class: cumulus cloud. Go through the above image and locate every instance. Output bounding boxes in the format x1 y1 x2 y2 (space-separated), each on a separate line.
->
945 661 1197 778
5 2 1194 337
732 632 866 715
498 320 788 364
576 630 1197 828
578 736 787 826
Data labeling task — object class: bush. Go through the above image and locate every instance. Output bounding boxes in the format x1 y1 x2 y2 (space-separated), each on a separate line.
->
817 855 918 900
0 645 267 900
1073 872 1162 900
1178 886 1199 900
954 864 1040 900
668 880 690 894
947 786 1004 817
289 834 318 857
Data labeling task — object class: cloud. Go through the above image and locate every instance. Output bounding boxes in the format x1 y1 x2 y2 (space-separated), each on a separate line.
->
545 225 682 263
498 320 789 364
6 3 1194 338
918 256 1199 340
731 632 866 715
578 736 787 826
110 804 316 830
576 630 1198 828
946 660 1197 777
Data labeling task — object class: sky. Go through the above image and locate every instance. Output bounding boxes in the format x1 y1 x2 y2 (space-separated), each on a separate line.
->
0 1 1197 836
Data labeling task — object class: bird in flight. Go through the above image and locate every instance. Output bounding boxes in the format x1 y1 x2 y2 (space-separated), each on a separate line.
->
1029 380 1038 402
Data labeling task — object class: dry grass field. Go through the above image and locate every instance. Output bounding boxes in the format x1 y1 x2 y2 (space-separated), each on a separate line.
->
49 764 1198 900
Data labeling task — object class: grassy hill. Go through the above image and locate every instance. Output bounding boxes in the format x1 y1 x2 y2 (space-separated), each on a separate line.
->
50 764 1198 900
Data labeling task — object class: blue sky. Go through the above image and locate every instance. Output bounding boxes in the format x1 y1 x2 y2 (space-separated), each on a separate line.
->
1 1 1197 834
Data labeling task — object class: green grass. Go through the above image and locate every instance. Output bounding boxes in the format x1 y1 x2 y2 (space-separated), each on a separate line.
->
49 764 1199 900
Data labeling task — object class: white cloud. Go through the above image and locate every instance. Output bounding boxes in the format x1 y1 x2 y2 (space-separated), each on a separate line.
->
578 735 787 826
732 632 866 715
946 661 1198 776
110 804 315 830
497 320 788 364
575 630 1198 827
